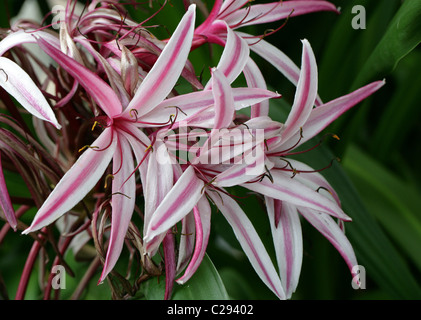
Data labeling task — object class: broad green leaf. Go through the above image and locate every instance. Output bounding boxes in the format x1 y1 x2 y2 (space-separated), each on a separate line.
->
172 254 229 300
317 1 400 155
141 254 229 300
369 50 421 160
2 169 31 198
352 0 421 87
218 267 256 300
291 140 421 299
318 0 398 100
343 144 421 271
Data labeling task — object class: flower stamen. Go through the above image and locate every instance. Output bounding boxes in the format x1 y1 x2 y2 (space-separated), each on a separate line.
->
111 191 132 199
129 109 139 120
316 186 333 196
104 174 114 189
78 145 99 153
91 121 99 131
145 144 153 152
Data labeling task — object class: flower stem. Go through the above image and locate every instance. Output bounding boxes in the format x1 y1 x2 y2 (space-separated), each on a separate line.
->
15 238 42 300
70 256 101 300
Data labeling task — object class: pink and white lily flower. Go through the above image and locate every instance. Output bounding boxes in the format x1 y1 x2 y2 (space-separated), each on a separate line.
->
213 39 385 297
149 36 384 299
18 3 281 287
0 0 387 300
21 4 198 283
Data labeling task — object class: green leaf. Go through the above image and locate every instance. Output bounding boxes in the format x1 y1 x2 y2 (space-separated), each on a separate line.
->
218 267 256 300
369 50 421 160
172 254 229 300
317 1 399 99
353 0 421 87
2 169 31 198
291 140 421 299
141 254 229 300
316 1 401 155
342 144 421 271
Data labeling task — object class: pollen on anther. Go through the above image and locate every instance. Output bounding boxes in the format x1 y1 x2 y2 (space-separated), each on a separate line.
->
145 145 153 152
104 174 114 189
78 145 98 153
92 121 99 131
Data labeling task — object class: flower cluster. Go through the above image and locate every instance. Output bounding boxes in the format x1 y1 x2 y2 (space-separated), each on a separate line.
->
0 0 384 299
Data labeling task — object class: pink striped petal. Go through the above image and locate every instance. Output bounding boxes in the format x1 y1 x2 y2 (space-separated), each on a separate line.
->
124 139 149 197
193 127 251 165
117 122 151 149
266 197 303 299
211 67 235 129
280 80 386 149
176 197 212 284
141 91 215 125
78 7 139 28
118 123 151 190
241 33 300 86
36 37 123 118
176 211 196 273
243 170 350 221
206 22 250 88
240 34 323 106
175 107 217 129
243 58 269 118
0 29 60 56
0 152 17 231
207 190 285 299
232 88 281 110
138 139 174 257
22 128 117 234
143 140 174 232
218 0 249 20
142 88 279 126
193 116 281 165
213 145 273 187
244 116 284 140
99 134 136 283
194 0 224 34
281 39 318 142
0 57 61 129
225 1 338 28
144 166 204 252
59 24 84 64
124 5 196 117
299 207 359 279
101 36 162 61
270 157 341 205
